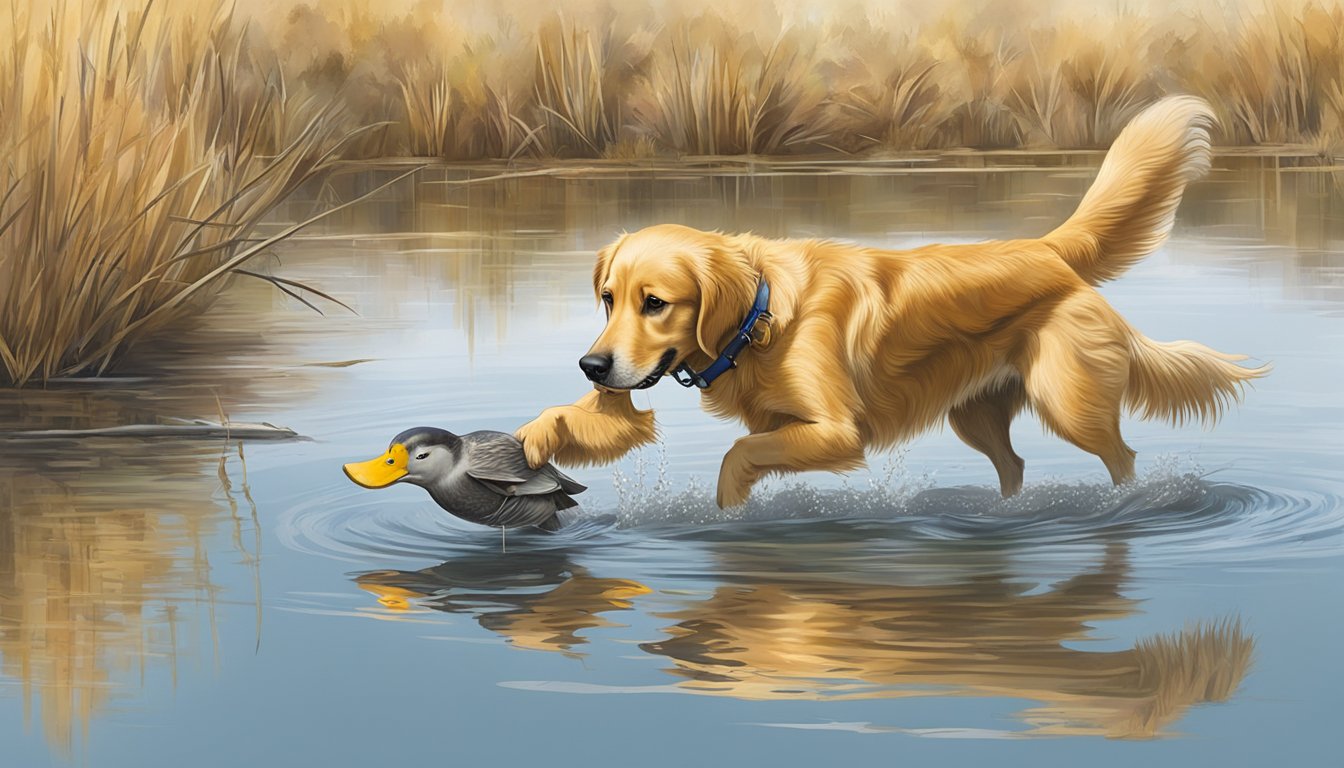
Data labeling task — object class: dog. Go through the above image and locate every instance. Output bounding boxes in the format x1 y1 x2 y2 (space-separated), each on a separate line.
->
515 96 1268 508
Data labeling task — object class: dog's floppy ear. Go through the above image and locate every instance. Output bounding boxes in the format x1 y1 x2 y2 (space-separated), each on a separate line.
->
693 241 758 359
593 233 628 303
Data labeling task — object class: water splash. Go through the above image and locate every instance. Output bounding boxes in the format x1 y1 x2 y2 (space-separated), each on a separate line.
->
276 450 1343 566
609 449 935 528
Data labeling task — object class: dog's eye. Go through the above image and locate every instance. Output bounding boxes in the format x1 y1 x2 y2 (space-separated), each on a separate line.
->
415 452 429 460
643 295 667 313
601 291 613 307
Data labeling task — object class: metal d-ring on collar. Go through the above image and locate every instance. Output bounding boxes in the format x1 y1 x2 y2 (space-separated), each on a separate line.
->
672 275 773 389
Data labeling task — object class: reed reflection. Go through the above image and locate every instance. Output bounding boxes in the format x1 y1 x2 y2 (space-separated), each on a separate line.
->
353 551 650 657
299 159 1344 322
638 540 1252 739
0 441 260 756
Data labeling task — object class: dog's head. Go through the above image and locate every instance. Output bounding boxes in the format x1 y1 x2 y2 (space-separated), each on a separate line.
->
580 224 757 390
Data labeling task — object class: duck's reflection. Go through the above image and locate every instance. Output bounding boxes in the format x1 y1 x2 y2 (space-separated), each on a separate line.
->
353 551 650 657
638 540 1252 739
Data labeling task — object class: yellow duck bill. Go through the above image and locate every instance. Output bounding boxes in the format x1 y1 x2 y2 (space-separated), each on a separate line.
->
343 444 409 488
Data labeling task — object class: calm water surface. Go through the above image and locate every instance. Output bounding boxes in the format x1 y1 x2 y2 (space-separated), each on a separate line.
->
1 157 1341 766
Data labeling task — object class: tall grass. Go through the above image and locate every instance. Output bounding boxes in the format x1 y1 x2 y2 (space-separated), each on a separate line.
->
1191 1 1344 146
823 26 958 152
260 0 1344 158
534 20 633 156
632 25 828 155
0 1 354 385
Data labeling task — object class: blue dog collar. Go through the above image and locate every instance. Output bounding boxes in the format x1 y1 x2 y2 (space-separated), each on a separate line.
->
672 276 773 389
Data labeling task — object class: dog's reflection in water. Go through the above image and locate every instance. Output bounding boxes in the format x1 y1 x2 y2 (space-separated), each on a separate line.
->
353 552 649 657
353 541 1251 738
640 541 1252 739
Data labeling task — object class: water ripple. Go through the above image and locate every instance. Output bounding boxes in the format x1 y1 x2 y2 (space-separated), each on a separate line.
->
275 458 1343 566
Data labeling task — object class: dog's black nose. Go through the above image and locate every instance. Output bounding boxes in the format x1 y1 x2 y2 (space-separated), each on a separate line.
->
579 353 612 382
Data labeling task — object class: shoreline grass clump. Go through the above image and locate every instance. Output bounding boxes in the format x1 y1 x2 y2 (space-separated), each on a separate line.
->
630 21 829 155
0 1 354 386
1192 0 1344 149
534 19 637 156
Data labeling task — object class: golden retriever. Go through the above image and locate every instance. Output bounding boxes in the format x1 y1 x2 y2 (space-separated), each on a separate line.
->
516 96 1268 508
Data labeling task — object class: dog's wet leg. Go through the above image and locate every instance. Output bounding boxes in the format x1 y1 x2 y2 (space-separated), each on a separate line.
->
948 381 1026 496
1035 405 1137 486
717 419 866 508
1024 310 1137 486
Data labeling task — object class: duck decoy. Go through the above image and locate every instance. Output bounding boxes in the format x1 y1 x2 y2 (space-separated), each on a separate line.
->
343 427 585 540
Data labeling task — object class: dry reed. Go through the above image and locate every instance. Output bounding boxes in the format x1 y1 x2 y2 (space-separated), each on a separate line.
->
265 0 1344 158
0 1 358 385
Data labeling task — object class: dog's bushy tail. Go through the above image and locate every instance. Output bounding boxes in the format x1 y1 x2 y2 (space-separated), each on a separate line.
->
1044 96 1215 285
1126 333 1269 426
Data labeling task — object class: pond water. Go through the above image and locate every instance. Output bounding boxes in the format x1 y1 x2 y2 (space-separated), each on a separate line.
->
1 157 1341 766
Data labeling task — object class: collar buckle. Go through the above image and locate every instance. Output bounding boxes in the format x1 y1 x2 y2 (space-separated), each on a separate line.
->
669 275 771 391
671 364 705 389
747 311 774 348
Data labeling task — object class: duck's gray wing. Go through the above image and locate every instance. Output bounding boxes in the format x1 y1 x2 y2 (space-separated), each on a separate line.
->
463 431 587 496
491 494 573 529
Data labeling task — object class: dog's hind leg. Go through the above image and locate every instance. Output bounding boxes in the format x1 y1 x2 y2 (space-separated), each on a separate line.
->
1024 301 1137 485
948 380 1027 497
1034 401 1136 486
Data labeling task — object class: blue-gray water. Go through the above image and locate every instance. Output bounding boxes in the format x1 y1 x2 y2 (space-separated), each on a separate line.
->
1 158 1341 766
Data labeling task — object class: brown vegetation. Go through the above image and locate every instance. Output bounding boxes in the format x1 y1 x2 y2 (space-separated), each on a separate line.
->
0 1 375 386
269 0 1344 158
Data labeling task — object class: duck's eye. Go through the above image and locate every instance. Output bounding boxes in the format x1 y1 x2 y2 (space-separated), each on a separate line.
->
643 295 667 314
415 452 429 460
385 457 394 465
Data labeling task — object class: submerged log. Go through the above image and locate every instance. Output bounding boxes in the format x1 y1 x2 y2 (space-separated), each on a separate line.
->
0 419 302 441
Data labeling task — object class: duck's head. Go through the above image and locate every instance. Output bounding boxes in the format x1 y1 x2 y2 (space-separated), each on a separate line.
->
343 427 461 489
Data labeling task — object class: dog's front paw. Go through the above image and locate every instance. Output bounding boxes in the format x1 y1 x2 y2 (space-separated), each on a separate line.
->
515 409 567 469
716 452 758 509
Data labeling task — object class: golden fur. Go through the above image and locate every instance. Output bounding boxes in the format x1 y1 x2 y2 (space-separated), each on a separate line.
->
517 96 1268 507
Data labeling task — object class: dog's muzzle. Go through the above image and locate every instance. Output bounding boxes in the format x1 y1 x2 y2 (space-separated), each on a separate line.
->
632 348 678 389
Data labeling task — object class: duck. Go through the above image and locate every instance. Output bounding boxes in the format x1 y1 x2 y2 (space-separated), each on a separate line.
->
343 427 585 533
